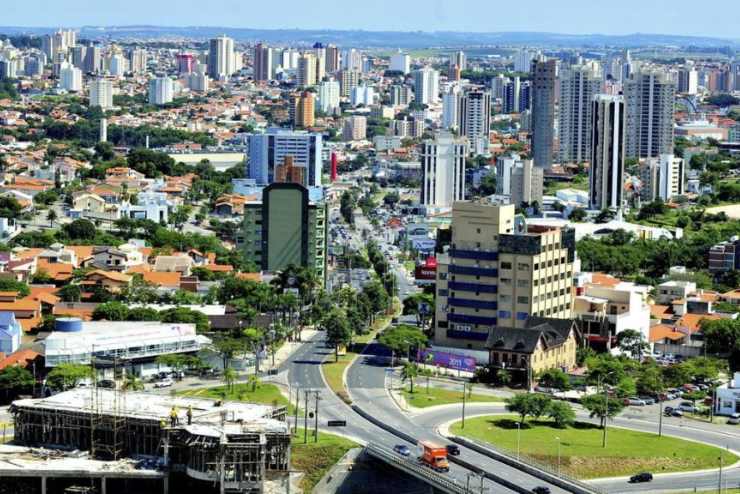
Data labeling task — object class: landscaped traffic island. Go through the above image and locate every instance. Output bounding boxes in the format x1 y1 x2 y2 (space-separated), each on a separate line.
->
450 415 737 479
179 382 296 413
402 386 504 408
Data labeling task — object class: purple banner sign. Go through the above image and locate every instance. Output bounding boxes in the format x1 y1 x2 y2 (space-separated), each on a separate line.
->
417 348 477 372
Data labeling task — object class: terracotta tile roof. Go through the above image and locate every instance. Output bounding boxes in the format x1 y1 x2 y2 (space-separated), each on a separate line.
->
589 273 621 288
36 260 75 281
0 349 41 370
85 270 133 283
67 245 95 263
0 300 40 311
694 291 720 303
676 313 723 334
204 264 234 272
18 316 42 332
142 271 181 287
126 264 151 274
650 304 672 319
53 306 95 321
723 289 740 301
649 324 687 343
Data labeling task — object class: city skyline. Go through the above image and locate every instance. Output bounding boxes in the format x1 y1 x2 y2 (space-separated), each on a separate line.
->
1 0 739 39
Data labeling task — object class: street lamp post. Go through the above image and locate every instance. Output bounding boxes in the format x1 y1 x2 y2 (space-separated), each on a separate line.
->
515 422 521 460
555 436 561 476
461 381 467 429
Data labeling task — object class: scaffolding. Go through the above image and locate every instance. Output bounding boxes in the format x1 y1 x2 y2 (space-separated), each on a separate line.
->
90 356 126 461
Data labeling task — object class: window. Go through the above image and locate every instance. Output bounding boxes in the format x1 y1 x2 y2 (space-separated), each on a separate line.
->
439 272 448 280
518 263 530 271
500 278 512 285
499 294 511 303
476 228 481 234
438 289 448 297
517 279 529 288
517 296 529 304
501 261 512 270
516 312 528 321
498 310 511 319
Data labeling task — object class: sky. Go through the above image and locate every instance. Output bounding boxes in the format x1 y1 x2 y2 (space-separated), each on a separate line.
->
2 0 739 39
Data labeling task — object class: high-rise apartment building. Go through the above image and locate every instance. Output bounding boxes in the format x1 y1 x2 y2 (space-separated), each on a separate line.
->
176 53 195 74
390 51 410 74
451 51 467 72
207 36 235 80
128 48 147 74
442 86 461 130
420 132 467 208
325 44 340 73
590 95 626 211
457 89 492 156
514 48 537 73
108 54 126 77
59 62 82 92
530 58 557 168
148 76 175 105
83 46 102 74
511 159 544 207
318 79 340 114
434 202 575 350
253 43 273 82
343 48 363 72
413 66 440 105
559 64 602 164
342 115 367 141
70 45 86 69
624 68 676 159
390 84 413 106
678 66 698 95
340 69 360 97
290 91 315 128
238 183 327 285
246 128 323 187
88 78 113 110
297 53 317 87
639 154 685 202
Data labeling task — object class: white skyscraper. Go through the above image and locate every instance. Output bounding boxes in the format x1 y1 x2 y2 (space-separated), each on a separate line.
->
343 49 363 72
458 89 492 156
148 76 175 105
442 85 461 130
350 85 375 107
109 54 126 77
624 68 676 159
253 43 273 82
128 48 147 74
208 36 235 80
559 63 602 164
514 48 537 73
59 62 82 92
297 53 317 87
413 67 439 105
390 51 410 74
89 78 114 110
420 132 467 208
318 79 340 114
590 95 625 211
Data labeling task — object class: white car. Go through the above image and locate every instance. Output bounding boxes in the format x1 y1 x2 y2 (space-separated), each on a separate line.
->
154 378 174 388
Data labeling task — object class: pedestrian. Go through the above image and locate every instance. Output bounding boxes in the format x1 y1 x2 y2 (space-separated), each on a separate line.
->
187 405 193 425
170 406 179 427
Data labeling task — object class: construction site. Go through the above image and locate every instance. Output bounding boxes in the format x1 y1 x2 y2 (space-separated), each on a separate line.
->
6 387 292 494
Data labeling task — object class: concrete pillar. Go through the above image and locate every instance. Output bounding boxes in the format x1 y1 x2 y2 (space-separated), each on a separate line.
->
163 476 169 494
101 477 107 494
40 476 47 494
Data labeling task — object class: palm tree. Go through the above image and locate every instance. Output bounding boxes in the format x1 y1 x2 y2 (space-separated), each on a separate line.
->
247 374 260 393
401 362 419 394
223 367 237 393
47 209 58 228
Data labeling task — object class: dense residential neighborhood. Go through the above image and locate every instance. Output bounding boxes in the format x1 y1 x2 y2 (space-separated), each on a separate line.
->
0 5 738 494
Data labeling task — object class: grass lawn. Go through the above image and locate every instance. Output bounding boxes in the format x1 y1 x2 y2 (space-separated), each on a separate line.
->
178 382 295 414
450 415 737 479
292 428 359 492
402 385 503 408
544 176 588 195
322 352 357 404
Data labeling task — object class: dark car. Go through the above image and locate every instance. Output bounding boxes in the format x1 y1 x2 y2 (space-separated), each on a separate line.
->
393 444 411 457
532 487 551 494
663 406 674 416
629 472 653 483
446 444 460 456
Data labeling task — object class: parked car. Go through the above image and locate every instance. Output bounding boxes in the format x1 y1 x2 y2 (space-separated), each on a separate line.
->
728 413 740 425
663 406 674 416
532 487 551 494
446 444 461 456
671 409 684 417
629 472 653 483
678 401 697 413
154 378 174 388
638 396 656 405
393 444 411 457
626 397 647 406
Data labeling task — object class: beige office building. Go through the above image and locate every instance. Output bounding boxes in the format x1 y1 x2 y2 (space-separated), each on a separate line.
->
434 201 575 352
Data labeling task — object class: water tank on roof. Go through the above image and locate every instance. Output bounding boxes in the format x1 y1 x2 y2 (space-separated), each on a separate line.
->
55 317 83 332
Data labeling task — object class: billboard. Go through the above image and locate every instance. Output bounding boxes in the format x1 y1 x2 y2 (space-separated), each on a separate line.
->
417 348 477 372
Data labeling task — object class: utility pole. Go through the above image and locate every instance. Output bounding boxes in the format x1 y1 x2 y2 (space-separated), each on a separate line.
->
294 387 300 435
304 390 309 444
718 451 723 494
602 376 609 448
314 391 320 442
462 382 467 429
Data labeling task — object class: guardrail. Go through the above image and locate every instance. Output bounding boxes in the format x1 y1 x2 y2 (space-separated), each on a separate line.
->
364 442 468 494
449 435 605 494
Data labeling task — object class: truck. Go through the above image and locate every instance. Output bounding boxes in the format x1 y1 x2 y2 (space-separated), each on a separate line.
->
418 441 449 472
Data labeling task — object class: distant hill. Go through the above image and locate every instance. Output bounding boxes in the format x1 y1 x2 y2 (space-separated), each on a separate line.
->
0 25 737 49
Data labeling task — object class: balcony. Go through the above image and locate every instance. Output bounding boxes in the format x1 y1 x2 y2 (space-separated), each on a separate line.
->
449 298 497 310
449 264 498 277
446 329 489 341
448 313 497 326
450 248 498 261
448 281 497 294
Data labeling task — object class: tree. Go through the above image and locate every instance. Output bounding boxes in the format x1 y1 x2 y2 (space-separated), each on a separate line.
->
701 319 740 370
63 218 97 240
122 374 144 391
617 329 649 359
0 366 34 399
636 364 664 396
57 284 81 302
92 301 130 321
0 279 30 297
223 366 237 392
213 338 245 371
46 363 91 391
160 307 209 332
378 324 427 360
537 368 570 391
594 208 615 224
547 401 575 428
497 368 512 386
581 394 624 428
323 308 352 361
47 209 58 228
401 362 419 394
568 208 587 222
505 393 552 424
